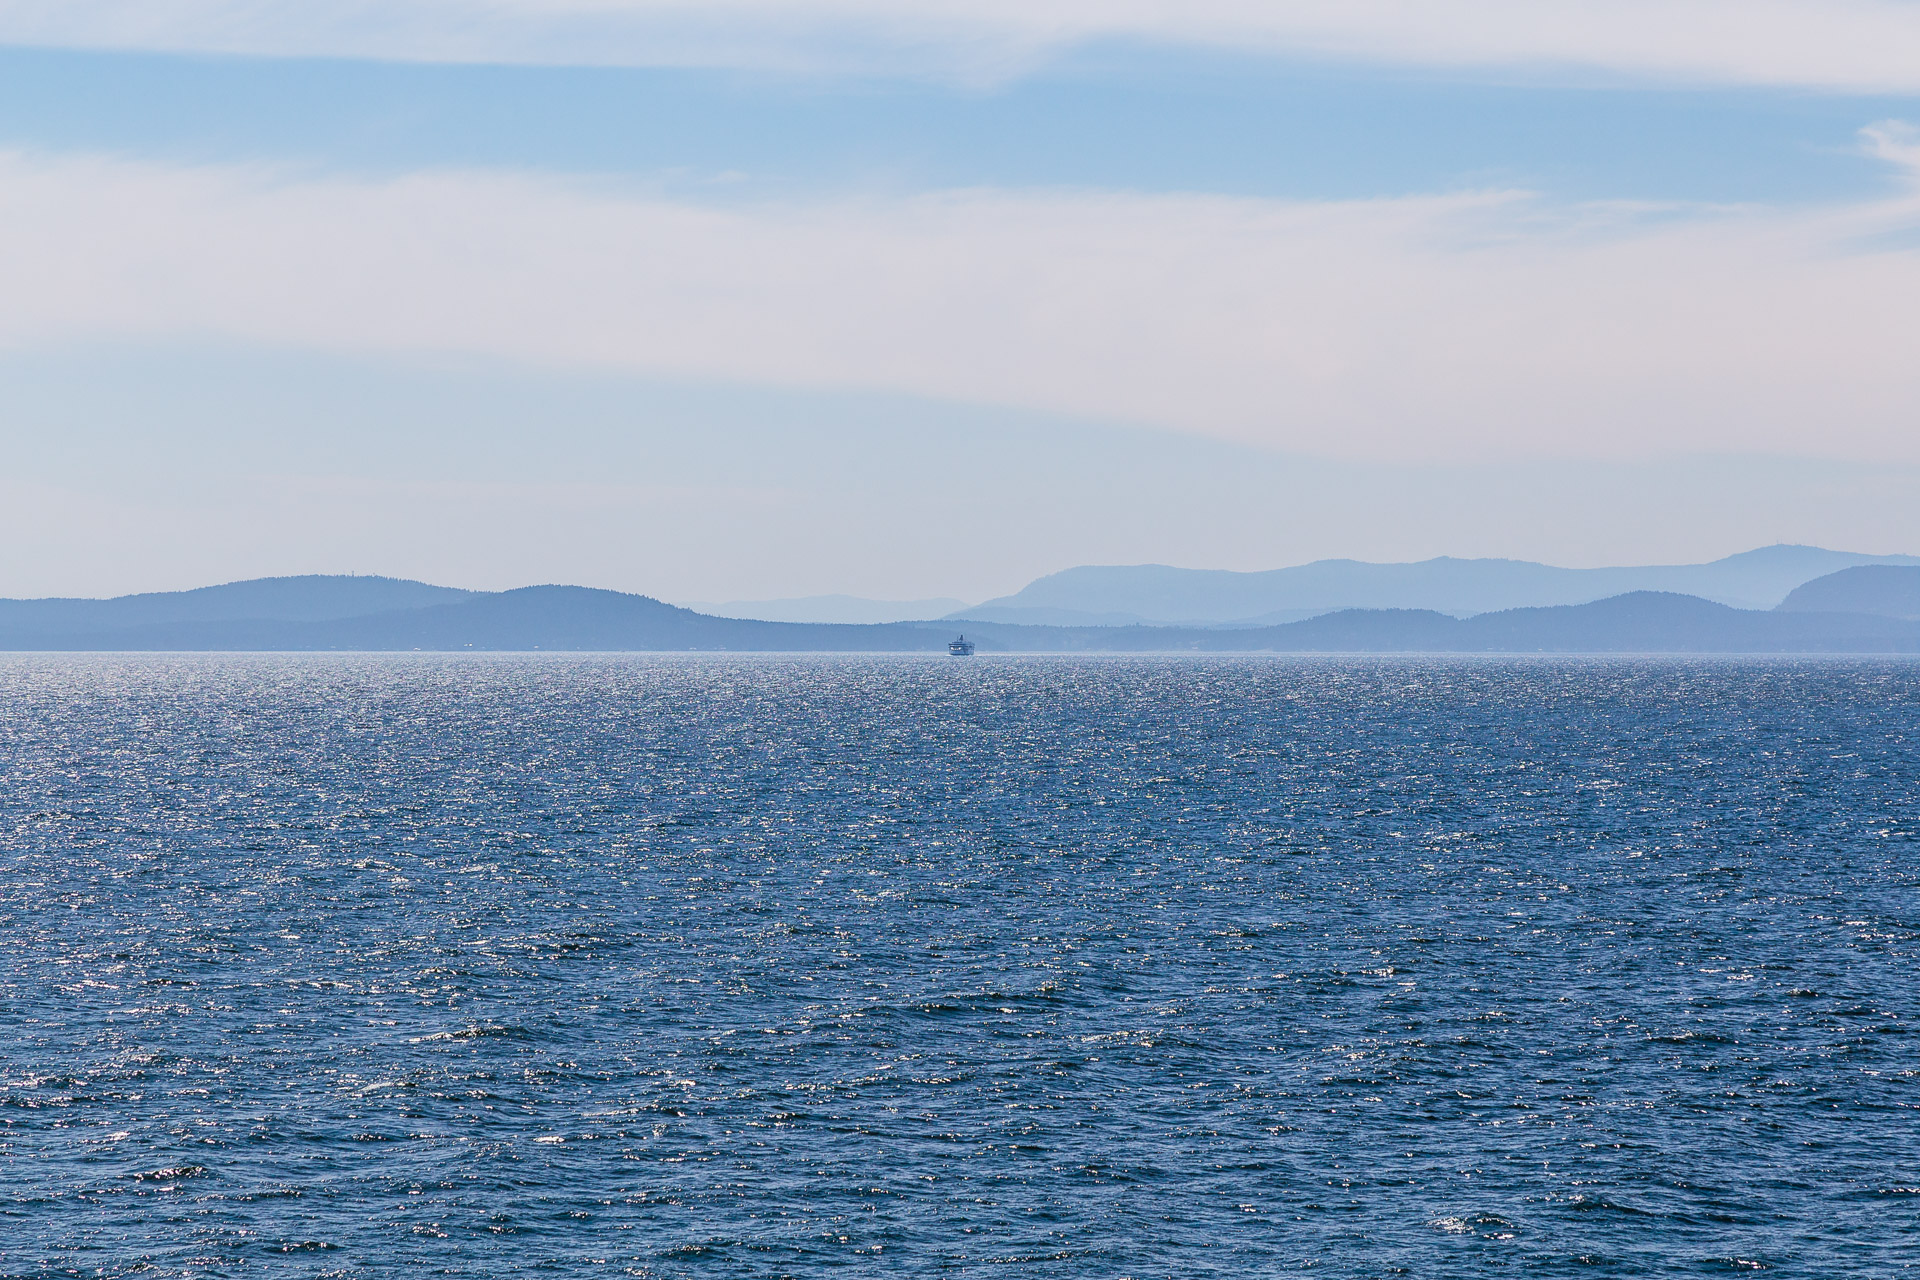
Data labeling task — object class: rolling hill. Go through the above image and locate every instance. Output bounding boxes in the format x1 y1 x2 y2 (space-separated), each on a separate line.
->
959 545 1920 626
1776 565 1920 620
3 575 1919 653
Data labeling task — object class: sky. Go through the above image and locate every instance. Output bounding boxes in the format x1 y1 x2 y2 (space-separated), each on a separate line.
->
4 1 1919 602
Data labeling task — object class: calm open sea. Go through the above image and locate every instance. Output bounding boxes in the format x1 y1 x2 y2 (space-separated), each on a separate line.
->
2 655 1917 1277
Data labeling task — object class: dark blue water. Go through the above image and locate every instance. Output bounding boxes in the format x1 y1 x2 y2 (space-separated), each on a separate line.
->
3 656 1917 1277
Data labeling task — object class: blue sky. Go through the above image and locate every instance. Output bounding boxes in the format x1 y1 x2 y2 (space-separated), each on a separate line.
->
1 43 1912 204
3 2 1919 600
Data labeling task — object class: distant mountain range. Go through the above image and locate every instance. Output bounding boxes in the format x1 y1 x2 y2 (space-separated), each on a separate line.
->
0 574 474 633
0 580 943 653
5 564 1920 653
957 545 1920 626
1778 565 1920 620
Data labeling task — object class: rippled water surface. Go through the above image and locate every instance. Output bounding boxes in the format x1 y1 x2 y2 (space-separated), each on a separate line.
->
2 655 1918 1277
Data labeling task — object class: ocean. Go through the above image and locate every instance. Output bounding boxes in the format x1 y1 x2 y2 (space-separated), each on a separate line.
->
2 655 1916 1277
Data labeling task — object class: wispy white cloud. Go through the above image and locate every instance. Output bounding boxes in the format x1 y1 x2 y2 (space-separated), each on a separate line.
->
1863 119 1920 184
5 0 1920 91
3 139 1919 463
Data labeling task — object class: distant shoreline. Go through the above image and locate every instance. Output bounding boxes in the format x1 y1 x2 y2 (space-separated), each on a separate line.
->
6 568 1918 655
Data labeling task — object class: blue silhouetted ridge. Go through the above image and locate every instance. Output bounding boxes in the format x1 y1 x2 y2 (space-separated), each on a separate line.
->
1777 566 1920 620
0 574 474 632
962 545 1920 624
4 574 1920 652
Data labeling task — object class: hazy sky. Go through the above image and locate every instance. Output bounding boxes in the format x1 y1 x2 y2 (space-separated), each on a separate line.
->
4 1 1919 601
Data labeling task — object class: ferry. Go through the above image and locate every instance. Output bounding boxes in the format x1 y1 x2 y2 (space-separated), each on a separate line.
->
948 635 976 656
